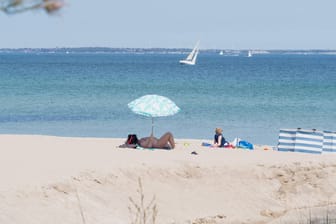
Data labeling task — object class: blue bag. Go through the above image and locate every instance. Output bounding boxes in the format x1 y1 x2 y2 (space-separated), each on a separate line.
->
238 140 254 150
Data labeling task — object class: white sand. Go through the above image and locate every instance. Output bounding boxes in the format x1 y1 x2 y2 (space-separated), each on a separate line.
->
0 134 335 224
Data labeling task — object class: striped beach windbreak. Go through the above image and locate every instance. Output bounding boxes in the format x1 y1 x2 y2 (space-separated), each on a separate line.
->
294 129 323 154
278 129 296 152
323 131 336 153
278 128 335 154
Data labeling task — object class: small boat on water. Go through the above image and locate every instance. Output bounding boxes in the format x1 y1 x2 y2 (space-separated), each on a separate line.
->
179 41 200 65
247 50 253 57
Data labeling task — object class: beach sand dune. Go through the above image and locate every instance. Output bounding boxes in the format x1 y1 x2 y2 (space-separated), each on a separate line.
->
0 135 335 224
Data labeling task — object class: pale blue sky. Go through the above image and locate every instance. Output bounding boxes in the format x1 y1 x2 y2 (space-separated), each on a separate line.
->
1 0 336 49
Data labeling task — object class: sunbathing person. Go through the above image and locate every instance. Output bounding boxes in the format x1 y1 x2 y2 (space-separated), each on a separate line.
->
122 132 175 149
139 132 175 149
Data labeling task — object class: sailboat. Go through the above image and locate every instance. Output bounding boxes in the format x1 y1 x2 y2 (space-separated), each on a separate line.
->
179 41 200 65
247 50 253 57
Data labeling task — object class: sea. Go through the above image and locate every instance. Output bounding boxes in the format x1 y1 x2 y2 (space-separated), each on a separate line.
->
0 49 335 146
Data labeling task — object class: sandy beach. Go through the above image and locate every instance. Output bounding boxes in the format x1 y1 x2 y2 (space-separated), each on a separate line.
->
0 134 335 224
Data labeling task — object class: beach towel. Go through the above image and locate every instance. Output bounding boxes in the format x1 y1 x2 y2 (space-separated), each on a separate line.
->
202 142 212 147
136 146 172 151
136 146 156 151
201 142 235 149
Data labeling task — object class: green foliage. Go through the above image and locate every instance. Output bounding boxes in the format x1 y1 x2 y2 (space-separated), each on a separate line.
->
0 0 64 14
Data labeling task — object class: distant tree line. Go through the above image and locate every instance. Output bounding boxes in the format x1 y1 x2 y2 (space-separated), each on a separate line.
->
0 0 64 14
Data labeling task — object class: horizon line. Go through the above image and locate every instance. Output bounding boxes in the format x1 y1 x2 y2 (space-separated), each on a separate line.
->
1 47 336 51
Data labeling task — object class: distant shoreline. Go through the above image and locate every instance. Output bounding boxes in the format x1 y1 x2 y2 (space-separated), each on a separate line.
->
2 47 336 55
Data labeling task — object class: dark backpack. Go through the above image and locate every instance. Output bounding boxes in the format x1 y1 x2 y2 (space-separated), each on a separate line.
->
127 134 138 145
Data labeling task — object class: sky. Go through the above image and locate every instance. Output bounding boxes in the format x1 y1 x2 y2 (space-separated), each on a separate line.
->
1 0 336 49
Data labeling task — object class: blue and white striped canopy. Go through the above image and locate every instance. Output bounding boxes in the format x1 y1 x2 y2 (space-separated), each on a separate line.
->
128 94 180 117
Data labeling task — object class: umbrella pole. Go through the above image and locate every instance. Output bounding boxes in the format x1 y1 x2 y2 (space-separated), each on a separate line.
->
151 117 154 136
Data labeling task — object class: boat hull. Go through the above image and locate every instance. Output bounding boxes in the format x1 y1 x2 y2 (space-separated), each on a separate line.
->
179 60 196 65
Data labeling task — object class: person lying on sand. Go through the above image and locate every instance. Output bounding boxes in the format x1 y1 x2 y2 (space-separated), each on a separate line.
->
120 132 175 149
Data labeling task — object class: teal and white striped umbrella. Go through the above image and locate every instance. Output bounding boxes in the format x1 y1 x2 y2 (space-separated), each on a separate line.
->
128 94 180 135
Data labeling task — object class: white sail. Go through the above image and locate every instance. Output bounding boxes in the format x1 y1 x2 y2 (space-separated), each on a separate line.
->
186 48 196 61
180 41 200 65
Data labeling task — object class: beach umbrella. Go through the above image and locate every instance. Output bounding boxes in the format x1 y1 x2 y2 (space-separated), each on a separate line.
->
128 94 180 135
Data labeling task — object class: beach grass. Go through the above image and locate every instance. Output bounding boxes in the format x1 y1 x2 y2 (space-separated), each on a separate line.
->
128 178 158 224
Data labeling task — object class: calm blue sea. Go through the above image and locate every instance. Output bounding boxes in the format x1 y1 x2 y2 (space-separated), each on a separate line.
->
0 52 335 145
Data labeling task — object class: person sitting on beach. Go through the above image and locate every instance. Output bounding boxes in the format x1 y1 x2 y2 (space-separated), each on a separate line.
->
122 132 175 149
213 127 228 147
